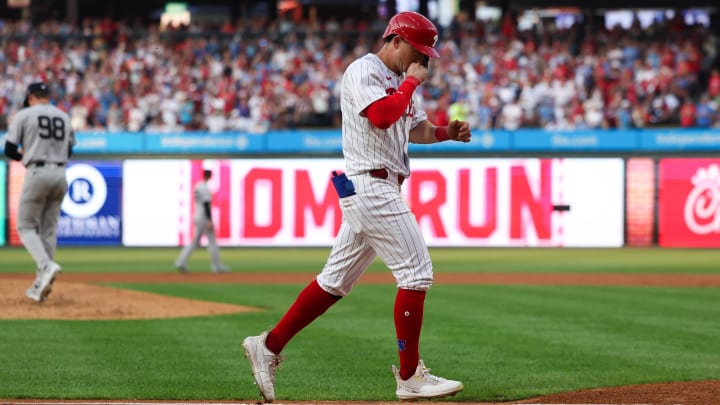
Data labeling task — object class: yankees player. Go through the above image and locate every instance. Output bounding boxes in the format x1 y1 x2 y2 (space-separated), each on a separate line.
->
4 82 75 302
242 11 471 402
175 169 229 273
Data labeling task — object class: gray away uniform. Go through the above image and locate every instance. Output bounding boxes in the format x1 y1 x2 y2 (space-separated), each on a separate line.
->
5 103 74 270
175 178 227 272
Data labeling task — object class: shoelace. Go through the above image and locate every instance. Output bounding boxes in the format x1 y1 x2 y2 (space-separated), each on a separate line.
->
418 365 444 384
267 353 286 383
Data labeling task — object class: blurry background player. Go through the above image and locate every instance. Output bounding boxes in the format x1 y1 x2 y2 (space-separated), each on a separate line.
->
4 82 75 302
175 169 229 273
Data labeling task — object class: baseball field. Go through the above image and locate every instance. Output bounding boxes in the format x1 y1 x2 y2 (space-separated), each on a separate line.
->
1 247 719 405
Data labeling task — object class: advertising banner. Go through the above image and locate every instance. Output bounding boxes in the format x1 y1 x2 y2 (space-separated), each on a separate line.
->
122 158 624 247
122 159 233 247
57 161 122 245
74 132 144 153
659 158 720 247
513 130 638 152
122 160 189 246
0 161 5 246
60 128 720 156
641 130 720 151
625 158 655 247
7 161 122 246
144 132 265 154
8 161 24 246
265 130 343 153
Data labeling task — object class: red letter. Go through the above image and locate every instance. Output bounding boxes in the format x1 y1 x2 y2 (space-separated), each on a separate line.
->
294 171 342 236
244 168 282 238
458 168 497 238
212 164 232 239
408 171 447 237
510 161 552 240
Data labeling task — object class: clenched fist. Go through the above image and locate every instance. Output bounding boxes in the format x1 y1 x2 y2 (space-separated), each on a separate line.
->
448 120 471 143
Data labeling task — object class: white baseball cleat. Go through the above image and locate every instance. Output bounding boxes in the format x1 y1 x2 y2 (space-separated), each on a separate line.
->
392 359 464 400
242 331 284 403
26 262 62 303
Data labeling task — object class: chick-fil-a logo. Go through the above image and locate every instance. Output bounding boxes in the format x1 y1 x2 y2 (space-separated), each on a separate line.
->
683 164 720 234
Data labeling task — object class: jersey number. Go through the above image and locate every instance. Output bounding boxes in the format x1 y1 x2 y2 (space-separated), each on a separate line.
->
37 116 66 140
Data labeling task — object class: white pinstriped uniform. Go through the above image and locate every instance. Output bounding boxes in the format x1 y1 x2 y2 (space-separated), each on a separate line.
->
316 53 433 296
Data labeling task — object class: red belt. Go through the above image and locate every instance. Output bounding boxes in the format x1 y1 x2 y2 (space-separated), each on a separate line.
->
369 168 405 185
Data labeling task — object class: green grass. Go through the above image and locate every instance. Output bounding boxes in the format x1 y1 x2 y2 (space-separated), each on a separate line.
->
1 284 719 401
3 246 720 273
0 247 719 401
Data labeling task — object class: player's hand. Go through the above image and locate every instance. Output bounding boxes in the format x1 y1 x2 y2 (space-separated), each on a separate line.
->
407 61 428 83
448 120 471 143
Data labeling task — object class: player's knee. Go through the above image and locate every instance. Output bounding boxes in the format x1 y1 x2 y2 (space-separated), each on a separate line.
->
316 278 350 297
17 224 37 234
397 275 433 291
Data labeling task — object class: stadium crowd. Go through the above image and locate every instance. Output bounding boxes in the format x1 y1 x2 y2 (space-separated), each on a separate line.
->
0 11 719 133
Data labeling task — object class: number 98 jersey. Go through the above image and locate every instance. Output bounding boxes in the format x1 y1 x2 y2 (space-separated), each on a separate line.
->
6 104 75 167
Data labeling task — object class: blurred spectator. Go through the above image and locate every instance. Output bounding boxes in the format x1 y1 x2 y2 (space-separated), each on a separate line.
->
709 69 720 99
696 94 717 128
0 12 718 132
679 98 697 128
498 95 523 130
448 96 469 123
427 94 450 126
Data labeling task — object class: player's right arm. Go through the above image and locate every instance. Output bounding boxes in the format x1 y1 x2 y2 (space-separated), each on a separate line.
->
365 76 420 129
364 62 427 129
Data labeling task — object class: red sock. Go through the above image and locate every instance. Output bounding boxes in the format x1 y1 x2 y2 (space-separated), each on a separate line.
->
265 279 340 354
394 288 426 380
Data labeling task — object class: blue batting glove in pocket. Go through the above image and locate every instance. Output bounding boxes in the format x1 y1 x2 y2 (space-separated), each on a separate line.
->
332 171 356 198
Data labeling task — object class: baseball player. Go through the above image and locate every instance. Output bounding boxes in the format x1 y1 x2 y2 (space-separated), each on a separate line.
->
175 169 229 273
4 82 75 302
242 11 471 402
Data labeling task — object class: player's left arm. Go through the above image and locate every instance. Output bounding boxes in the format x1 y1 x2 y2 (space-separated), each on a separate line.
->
409 119 472 144
203 201 214 230
4 141 22 161
4 114 23 161
203 201 212 221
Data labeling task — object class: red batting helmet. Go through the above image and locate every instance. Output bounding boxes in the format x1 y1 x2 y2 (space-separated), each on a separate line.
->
383 11 440 59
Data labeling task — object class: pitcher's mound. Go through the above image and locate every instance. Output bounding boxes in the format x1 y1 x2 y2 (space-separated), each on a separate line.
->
0 279 258 320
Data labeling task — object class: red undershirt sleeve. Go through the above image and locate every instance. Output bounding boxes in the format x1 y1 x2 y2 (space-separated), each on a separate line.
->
365 76 420 129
